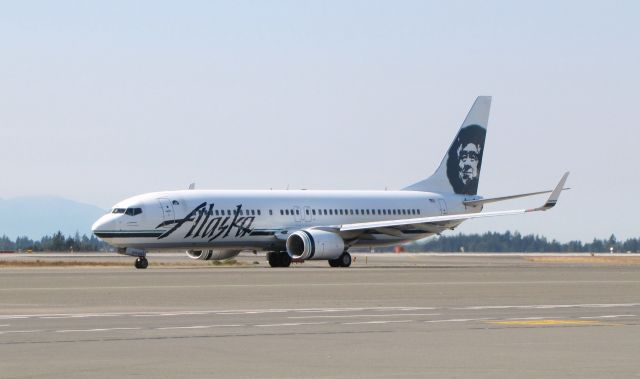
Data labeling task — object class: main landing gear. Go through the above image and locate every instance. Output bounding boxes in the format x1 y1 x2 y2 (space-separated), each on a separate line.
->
328 252 352 268
267 251 352 268
134 256 149 269
267 252 292 268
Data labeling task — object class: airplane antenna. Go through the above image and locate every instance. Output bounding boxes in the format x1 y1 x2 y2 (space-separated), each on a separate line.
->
188 182 196 190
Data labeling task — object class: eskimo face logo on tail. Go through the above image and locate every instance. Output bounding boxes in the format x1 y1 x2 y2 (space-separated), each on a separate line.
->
155 202 255 241
446 124 486 195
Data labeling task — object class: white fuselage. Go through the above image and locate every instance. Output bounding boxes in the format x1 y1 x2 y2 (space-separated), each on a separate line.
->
92 189 476 252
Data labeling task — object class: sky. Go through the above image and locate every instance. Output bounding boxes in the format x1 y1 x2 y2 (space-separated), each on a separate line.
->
0 0 638 242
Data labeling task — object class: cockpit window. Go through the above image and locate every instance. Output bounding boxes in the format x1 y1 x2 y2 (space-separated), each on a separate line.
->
112 208 126 214
124 207 143 216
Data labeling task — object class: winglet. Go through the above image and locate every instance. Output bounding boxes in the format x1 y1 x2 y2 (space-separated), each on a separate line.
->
528 172 570 212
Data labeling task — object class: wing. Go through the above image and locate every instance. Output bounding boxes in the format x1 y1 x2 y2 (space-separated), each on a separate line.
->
339 172 569 237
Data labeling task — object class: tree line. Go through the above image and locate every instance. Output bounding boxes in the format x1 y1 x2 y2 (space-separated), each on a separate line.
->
0 232 110 252
1 230 639 253
405 231 639 253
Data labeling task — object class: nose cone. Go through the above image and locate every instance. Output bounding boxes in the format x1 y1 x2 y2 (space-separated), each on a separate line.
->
92 214 118 238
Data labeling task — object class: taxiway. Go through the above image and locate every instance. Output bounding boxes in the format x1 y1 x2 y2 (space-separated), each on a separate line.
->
1 254 639 378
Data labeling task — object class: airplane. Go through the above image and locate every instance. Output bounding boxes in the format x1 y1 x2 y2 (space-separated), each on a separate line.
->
92 96 569 269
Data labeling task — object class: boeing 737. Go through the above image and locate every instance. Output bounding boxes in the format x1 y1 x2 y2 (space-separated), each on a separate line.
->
92 96 569 269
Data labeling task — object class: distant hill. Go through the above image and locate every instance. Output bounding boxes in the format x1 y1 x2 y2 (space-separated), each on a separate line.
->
0 196 106 239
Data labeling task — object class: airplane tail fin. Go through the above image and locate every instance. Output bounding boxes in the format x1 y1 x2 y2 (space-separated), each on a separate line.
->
403 96 491 195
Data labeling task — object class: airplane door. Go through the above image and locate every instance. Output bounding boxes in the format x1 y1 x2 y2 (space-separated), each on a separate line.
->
303 206 313 222
158 198 175 221
437 199 448 215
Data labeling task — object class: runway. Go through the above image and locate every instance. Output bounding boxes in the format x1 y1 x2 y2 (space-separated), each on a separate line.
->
1 254 640 378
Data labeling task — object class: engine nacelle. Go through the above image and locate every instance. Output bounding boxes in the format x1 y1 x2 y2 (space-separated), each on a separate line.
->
186 249 240 261
286 229 345 260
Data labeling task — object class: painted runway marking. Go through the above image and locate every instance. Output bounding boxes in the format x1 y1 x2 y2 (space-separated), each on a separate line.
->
255 322 328 327
0 306 439 320
488 319 604 326
41 314 119 319
0 330 43 334
156 324 243 330
456 303 640 310
579 315 637 319
55 327 141 333
288 313 440 319
2 304 640 322
425 318 491 323
341 320 413 325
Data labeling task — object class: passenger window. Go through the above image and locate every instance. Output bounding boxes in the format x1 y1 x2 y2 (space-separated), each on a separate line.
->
227 210 231 216
285 209 290 215
418 209 421 215
329 210 333 215
350 209 354 215
296 210 300 215
305 209 309 215
312 209 316 215
324 209 327 215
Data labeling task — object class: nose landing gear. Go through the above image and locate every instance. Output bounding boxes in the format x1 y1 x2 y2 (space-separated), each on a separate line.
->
117 247 149 270
134 257 149 269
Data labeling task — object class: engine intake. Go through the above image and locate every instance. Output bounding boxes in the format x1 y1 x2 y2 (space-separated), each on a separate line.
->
186 249 240 260
286 229 345 260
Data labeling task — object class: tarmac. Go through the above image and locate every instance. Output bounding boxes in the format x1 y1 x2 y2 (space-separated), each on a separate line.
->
1 252 639 378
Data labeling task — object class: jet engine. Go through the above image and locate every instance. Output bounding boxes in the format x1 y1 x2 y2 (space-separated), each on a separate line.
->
286 229 345 260
186 249 240 260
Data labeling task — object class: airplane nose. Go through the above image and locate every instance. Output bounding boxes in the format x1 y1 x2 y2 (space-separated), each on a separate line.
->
92 214 115 235
91 217 105 234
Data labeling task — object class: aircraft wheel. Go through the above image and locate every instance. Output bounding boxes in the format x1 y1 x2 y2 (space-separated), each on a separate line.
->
267 252 280 267
328 258 340 267
268 252 290 267
339 252 352 267
135 257 148 269
279 253 291 267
